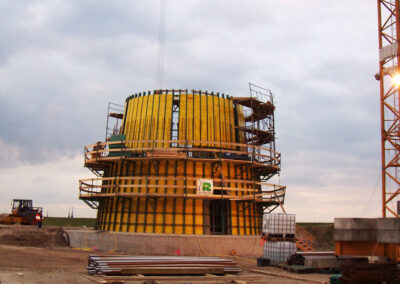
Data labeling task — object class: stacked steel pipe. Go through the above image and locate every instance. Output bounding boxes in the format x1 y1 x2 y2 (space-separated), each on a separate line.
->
87 255 241 276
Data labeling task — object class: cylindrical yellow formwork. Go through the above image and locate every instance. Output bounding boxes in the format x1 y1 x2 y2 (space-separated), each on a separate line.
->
80 90 284 235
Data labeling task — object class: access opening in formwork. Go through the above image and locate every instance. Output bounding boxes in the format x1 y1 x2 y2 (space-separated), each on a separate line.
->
79 85 285 235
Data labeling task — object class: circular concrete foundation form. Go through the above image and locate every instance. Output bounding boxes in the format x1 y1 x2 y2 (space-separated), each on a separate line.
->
79 89 285 235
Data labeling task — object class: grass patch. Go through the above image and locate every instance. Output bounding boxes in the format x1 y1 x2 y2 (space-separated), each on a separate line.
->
297 222 334 251
43 217 96 227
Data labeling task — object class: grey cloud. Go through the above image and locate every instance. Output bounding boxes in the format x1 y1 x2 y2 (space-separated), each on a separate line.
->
0 0 384 219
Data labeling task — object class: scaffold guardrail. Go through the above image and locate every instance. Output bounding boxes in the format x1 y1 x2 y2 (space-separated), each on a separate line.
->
79 176 285 204
84 139 281 169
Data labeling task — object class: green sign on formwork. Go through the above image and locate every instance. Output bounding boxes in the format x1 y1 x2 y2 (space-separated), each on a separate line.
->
197 179 213 195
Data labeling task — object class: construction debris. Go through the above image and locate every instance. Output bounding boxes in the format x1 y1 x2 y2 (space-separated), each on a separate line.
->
87 255 241 276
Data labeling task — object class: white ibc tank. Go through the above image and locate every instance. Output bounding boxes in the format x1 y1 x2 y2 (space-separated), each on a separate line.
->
262 213 296 235
263 241 296 265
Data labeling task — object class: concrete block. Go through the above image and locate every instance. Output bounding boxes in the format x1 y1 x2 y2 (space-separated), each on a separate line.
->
334 228 377 242
377 230 400 243
376 218 400 243
334 218 377 230
304 256 338 269
377 218 400 230
334 218 377 242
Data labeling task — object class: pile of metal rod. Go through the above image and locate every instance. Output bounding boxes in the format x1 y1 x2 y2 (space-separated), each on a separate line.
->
87 255 241 276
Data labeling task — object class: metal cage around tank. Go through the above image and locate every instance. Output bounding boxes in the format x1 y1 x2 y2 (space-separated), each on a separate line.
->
79 87 285 235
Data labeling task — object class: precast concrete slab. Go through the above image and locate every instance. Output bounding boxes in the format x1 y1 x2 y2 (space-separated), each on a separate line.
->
377 218 400 243
334 229 377 242
334 218 377 242
377 218 400 230
334 218 377 230
334 218 400 261
65 230 263 257
304 256 338 269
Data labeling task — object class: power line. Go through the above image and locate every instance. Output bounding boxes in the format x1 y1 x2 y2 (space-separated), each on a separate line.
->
360 175 380 217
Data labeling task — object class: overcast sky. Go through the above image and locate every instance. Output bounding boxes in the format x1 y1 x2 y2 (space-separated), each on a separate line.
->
0 1 382 222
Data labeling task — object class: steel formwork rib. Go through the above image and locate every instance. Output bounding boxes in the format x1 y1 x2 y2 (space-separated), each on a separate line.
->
378 0 400 217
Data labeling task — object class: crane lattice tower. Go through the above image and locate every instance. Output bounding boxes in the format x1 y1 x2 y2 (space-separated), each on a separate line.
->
378 0 400 217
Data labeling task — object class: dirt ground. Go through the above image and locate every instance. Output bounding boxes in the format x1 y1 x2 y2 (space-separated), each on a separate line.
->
0 245 331 284
0 225 67 248
0 226 331 284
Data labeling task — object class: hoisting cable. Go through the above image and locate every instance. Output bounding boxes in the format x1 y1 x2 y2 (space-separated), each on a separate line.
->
156 0 167 90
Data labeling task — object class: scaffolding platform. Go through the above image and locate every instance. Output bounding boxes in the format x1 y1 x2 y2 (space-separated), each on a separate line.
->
236 126 274 145
231 97 274 122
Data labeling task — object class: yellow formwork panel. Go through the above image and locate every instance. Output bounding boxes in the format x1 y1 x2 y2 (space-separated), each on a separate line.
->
200 95 208 146
214 96 221 145
193 94 201 145
154 198 163 233
164 199 174 234
237 105 245 144
164 93 173 147
186 94 194 142
174 161 185 234
130 98 138 147
207 95 215 145
143 95 152 148
140 95 149 149
228 99 235 148
136 198 145 233
175 200 184 234
129 197 138 233
194 199 203 234
108 198 115 231
184 161 194 234
124 98 135 148
219 97 226 145
115 199 122 231
178 94 235 146
155 95 165 147
230 200 238 235
178 94 187 143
